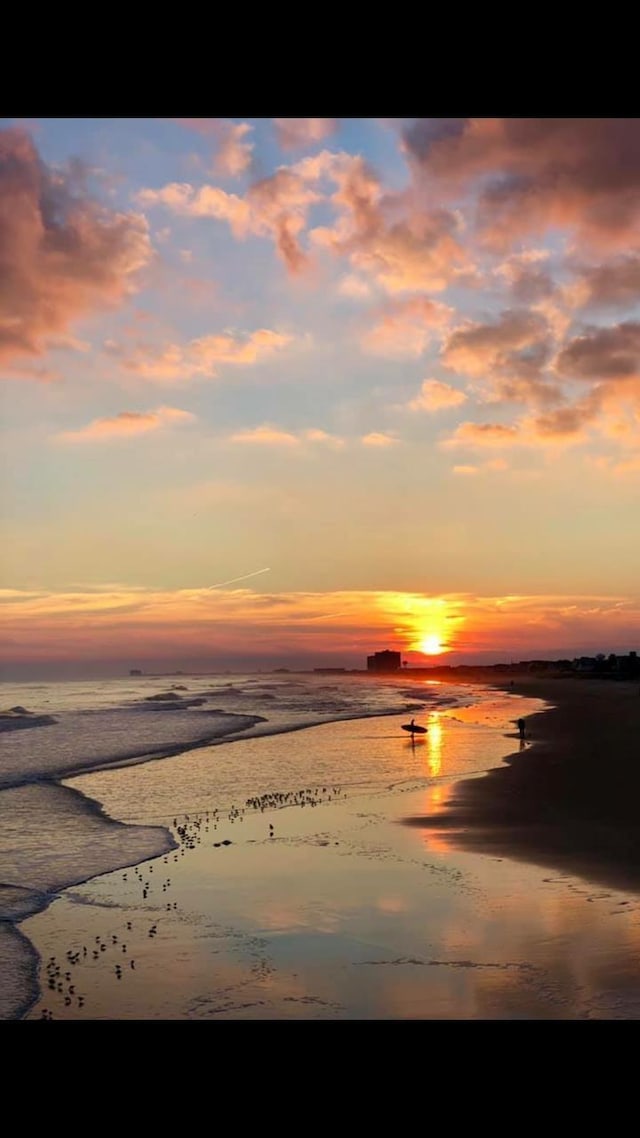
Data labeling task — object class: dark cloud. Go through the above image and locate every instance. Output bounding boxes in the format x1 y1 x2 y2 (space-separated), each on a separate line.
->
573 256 640 310
443 309 550 375
403 118 640 249
555 322 640 381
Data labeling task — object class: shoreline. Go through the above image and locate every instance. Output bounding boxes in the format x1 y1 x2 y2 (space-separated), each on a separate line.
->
28 693 621 1022
406 676 640 894
2 684 513 1020
14 683 640 1021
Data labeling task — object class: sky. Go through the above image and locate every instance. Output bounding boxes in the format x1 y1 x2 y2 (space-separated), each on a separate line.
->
1 117 640 677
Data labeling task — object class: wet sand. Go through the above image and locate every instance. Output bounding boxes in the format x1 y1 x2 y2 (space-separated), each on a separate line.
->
18 701 640 1020
407 677 640 893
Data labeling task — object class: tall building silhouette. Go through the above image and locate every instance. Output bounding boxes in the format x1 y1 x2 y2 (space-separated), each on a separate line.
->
367 650 401 672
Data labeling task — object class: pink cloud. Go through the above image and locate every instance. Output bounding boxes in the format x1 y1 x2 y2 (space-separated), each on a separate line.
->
140 147 472 288
138 170 319 273
173 119 254 178
273 119 338 150
138 183 252 235
309 152 471 292
215 122 254 177
246 169 321 272
58 406 195 442
0 128 152 368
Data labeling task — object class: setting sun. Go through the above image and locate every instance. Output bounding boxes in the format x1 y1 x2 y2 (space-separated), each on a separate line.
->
418 635 444 655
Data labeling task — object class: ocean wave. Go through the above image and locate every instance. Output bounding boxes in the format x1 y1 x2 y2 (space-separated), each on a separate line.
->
0 708 58 733
0 709 265 790
0 675 479 793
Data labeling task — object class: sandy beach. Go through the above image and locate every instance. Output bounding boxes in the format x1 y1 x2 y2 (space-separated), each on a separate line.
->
15 684 640 1020
409 676 640 893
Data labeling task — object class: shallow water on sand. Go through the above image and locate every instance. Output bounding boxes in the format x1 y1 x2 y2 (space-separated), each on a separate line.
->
21 702 640 1020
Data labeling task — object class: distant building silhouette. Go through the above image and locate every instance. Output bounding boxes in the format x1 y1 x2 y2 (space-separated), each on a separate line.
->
367 650 402 673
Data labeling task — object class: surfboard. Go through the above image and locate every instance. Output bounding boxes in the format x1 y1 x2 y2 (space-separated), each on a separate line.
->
401 723 427 734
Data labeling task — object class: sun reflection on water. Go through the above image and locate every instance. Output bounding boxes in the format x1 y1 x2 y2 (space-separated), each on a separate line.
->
427 713 442 778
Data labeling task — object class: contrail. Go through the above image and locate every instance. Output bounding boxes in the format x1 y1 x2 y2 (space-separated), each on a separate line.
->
207 567 271 590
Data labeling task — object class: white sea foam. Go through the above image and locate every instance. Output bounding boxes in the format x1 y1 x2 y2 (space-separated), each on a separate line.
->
0 672 488 1018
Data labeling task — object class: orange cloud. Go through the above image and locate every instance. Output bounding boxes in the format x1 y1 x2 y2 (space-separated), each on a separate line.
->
442 422 521 448
228 425 300 447
308 152 471 293
409 379 467 412
140 146 474 289
529 378 640 445
337 274 373 300
0 128 152 368
58 406 195 442
361 432 399 447
138 182 253 235
273 119 338 150
453 459 507 475
228 425 345 448
361 297 452 358
303 428 345 448
441 308 562 408
443 377 640 450
442 309 550 380
595 455 640 476
119 328 292 380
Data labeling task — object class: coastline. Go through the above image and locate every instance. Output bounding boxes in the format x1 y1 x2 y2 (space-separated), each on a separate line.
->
11 676 640 1019
406 675 640 893
18 690 640 1021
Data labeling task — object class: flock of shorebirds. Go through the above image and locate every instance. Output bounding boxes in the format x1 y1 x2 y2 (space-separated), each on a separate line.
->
35 784 343 1019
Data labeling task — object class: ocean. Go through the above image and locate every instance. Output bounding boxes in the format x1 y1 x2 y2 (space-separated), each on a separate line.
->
0 673 550 1019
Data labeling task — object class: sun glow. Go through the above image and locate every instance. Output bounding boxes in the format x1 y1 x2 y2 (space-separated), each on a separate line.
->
379 593 458 658
418 635 444 655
